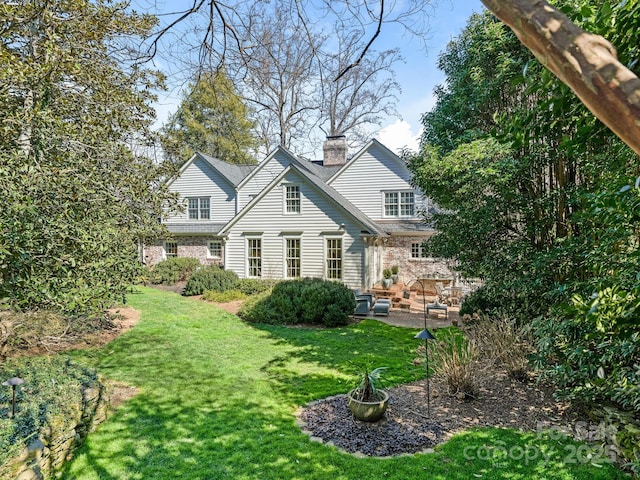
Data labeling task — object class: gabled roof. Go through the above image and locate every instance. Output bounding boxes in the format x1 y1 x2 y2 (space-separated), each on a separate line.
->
167 153 257 189
218 163 387 237
235 145 321 190
326 138 407 185
197 153 257 187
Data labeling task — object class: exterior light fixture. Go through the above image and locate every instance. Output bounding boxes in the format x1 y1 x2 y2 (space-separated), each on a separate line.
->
414 328 436 418
413 278 436 418
3 377 25 418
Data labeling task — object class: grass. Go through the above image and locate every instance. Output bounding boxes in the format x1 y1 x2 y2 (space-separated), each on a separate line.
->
60 287 629 479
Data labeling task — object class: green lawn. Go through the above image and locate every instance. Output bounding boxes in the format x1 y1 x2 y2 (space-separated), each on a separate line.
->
62 287 628 479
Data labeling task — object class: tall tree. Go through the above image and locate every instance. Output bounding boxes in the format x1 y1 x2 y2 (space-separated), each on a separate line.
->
318 30 401 145
160 70 257 164
144 0 640 156
0 0 179 314
144 1 410 156
410 3 640 425
231 6 318 154
480 0 640 156
410 6 636 318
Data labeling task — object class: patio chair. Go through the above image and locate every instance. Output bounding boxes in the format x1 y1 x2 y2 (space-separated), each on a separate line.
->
435 282 452 305
353 288 376 307
353 289 375 316
354 296 370 316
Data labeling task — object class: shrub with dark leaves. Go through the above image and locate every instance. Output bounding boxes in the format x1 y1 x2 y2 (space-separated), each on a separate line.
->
183 266 239 296
238 278 355 327
149 257 201 285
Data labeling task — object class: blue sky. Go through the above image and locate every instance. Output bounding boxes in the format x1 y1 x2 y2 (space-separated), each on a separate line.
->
375 0 484 153
149 0 485 156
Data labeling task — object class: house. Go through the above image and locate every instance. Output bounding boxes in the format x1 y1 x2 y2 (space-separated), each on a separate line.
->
144 136 453 289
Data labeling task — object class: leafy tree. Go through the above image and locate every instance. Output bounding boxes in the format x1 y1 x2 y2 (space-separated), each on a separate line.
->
421 13 531 154
411 2 640 428
481 0 640 157
160 70 257 164
0 0 179 314
411 7 637 318
534 178 640 413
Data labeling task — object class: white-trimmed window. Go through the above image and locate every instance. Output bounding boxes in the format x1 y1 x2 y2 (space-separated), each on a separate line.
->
284 184 301 214
164 241 178 258
285 238 301 278
411 242 428 259
384 191 415 217
187 197 210 220
400 192 415 216
208 240 222 258
325 238 342 280
247 238 262 277
384 192 398 216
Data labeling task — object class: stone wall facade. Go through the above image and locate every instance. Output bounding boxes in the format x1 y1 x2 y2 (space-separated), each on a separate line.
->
3 379 111 480
383 235 455 286
144 237 224 267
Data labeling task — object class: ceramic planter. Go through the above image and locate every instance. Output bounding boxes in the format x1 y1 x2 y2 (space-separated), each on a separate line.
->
347 389 389 422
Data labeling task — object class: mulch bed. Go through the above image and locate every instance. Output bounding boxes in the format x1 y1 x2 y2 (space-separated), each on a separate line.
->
297 372 578 457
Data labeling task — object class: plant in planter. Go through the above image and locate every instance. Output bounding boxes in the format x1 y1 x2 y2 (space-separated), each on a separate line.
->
346 365 389 422
382 269 393 289
391 265 399 284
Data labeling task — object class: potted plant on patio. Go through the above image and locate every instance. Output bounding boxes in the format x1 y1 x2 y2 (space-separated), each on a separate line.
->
391 265 399 284
382 269 393 289
347 365 389 422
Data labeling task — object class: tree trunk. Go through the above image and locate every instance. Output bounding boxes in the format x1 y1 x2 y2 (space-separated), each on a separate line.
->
481 0 640 156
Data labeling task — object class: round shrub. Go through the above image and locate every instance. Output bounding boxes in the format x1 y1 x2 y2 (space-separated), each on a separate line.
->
149 257 201 285
237 278 355 327
237 290 272 323
183 266 239 296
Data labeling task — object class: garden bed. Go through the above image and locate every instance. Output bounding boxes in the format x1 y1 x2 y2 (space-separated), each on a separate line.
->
298 372 578 457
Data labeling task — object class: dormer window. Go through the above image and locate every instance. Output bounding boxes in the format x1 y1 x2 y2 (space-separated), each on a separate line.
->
187 197 210 220
384 191 414 217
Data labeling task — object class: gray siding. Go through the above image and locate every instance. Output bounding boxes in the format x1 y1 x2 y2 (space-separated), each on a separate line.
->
237 151 292 210
166 157 237 224
329 143 423 221
225 169 365 287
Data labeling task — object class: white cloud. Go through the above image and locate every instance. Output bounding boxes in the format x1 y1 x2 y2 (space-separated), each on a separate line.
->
376 119 422 155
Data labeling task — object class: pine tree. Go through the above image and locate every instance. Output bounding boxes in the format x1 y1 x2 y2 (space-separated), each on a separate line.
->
160 70 257 165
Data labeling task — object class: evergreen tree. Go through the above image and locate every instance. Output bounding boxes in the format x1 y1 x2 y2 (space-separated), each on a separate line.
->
0 0 180 314
160 70 257 164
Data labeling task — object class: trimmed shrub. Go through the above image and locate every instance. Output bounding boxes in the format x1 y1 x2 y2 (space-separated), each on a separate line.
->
237 291 272 323
183 266 239 296
237 278 355 327
149 257 201 285
201 290 248 303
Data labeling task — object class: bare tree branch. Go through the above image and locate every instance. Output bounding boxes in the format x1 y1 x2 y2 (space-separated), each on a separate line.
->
335 0 384 81
147 0 207 58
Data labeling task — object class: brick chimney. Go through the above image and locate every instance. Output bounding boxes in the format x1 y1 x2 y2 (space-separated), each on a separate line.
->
322 135 348 166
